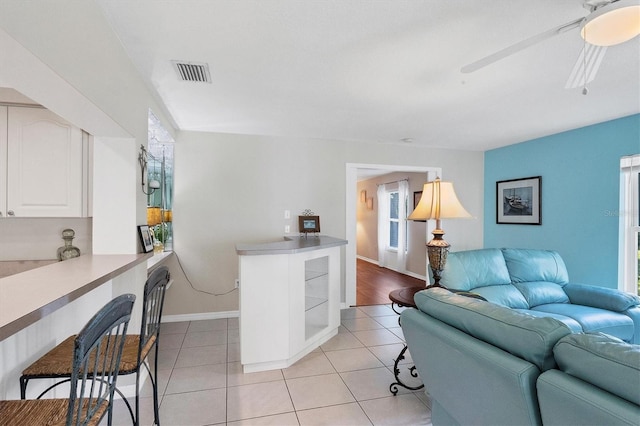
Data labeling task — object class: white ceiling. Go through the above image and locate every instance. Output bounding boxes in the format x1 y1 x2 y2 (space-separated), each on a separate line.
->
97 0 639 151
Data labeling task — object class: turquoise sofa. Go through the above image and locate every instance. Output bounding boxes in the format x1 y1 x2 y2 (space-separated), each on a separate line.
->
401 288 640 426
439 248 640 343
537 333 640 425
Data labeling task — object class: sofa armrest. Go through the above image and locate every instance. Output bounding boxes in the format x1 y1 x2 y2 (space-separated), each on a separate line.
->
622 307 640 344
563 283 640 312
538 370 640 426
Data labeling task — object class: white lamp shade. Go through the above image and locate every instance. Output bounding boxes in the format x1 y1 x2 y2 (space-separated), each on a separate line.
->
408 179 471 221
581 0 640 46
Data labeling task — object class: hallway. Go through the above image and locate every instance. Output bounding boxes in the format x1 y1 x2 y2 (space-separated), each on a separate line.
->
356 259 426 306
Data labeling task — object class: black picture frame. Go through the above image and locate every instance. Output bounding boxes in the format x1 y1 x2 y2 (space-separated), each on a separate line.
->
298 215 320 233
496 176 542 225
413 191 422 209
138 225 154 252
412 191 426 222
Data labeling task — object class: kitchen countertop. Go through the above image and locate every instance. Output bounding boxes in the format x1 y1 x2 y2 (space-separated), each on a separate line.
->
0 253 150 342
236 235 347 256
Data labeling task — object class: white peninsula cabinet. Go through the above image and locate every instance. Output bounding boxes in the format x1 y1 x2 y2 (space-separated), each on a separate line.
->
236 236 347 373
0 106 88 218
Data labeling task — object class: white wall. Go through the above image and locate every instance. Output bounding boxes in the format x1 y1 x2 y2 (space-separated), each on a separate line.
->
92 138 139 254
164 131 483 315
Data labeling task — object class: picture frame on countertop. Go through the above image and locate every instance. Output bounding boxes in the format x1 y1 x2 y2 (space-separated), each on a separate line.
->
138 225 154 253
298 215 320 234
496 176 541 225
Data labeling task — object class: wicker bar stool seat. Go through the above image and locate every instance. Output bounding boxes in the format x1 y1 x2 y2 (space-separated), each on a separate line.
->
0 293 136 426
0 397 107 426
20 333 156 392
20 266 170 426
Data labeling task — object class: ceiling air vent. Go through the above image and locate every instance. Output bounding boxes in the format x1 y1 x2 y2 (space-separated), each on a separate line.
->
172 61 211 83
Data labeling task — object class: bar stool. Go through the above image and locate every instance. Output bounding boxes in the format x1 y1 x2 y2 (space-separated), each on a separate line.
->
0 293 136 426
20 266 170 425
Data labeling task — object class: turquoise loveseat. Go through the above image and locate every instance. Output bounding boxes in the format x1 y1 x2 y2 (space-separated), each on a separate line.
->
401 288 640 426
439 248 640 343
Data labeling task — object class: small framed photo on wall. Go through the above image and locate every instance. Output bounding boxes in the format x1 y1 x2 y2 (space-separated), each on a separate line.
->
412 191 426 222
496 176 541 225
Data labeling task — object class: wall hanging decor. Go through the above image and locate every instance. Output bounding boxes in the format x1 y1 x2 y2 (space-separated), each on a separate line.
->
496 176 541 225
366 198 374 210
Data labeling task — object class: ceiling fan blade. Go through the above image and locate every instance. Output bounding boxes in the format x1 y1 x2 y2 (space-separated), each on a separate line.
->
461 17 585 73
565 43 608 89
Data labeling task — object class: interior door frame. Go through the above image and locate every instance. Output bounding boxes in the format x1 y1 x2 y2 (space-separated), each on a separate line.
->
345 163 441 307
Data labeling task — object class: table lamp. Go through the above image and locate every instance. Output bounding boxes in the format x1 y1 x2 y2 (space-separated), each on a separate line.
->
408 178 471 287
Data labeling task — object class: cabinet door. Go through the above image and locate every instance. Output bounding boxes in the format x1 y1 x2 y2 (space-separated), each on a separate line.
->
7 107 83 217
0 107 7 217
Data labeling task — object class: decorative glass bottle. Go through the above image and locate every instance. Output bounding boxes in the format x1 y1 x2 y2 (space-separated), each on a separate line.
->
57 228 81 261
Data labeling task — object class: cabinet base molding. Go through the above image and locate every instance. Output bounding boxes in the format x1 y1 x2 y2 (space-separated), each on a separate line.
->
243 327 338 374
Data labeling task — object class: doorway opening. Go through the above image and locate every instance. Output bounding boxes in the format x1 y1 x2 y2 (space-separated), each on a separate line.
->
345 163 441 307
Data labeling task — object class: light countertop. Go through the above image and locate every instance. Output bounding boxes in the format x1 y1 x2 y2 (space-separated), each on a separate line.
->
236 235 347 256
0 253 150 342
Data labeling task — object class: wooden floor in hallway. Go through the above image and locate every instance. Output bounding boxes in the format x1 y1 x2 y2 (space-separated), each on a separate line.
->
356 258 426 306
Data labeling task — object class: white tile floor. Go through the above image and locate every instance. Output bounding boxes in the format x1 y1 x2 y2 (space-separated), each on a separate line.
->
109 304 432 426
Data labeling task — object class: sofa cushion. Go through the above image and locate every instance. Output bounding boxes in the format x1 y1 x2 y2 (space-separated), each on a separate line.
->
553 333 640 405
414 287 571 371
440 248 511 291
514 309 583 333
532 304 635 341
512 281 570 307
471 284 529 309
502 248 569 284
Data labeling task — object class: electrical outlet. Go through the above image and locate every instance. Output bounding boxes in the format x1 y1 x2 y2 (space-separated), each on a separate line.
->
284 210 290 219
285 225 290 233
234 279 239 289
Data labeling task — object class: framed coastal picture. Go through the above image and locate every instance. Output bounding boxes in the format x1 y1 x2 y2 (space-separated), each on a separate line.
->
138 225 154 252
496 176 541 225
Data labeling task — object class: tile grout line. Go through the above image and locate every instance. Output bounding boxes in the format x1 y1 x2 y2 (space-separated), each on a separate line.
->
149 309 429 425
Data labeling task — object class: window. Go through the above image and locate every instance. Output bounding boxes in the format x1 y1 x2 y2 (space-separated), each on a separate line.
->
388 190 408 252
619 155 639 295
147 110 175 251
389 191 399 249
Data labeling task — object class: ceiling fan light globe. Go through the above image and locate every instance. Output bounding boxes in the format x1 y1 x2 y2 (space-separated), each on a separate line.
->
580 3 640 46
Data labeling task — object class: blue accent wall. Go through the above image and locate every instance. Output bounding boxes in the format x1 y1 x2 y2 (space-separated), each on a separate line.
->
484 114 640 287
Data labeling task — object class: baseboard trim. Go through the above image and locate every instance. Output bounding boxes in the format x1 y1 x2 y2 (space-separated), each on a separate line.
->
356 255 378 264
404 269 427 281
356 255 426 281
162 310 239 323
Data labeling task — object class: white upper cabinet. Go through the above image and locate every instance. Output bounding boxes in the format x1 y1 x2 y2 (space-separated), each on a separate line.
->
1 106 87 218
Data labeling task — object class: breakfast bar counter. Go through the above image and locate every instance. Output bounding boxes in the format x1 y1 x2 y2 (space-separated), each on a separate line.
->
0 253 150 400
0 254 150 342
